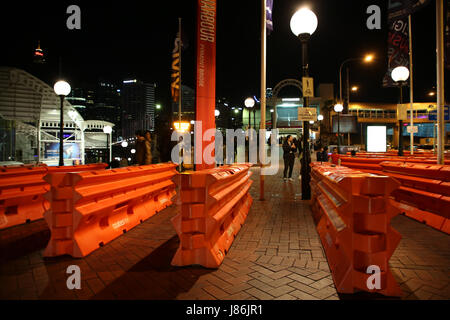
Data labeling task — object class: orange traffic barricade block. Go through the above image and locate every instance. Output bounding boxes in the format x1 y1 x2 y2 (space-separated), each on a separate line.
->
0 165 49 229
43 163 177 257
171 164 253 268
378 161 450 234
0 163 108 230
310 163 402 297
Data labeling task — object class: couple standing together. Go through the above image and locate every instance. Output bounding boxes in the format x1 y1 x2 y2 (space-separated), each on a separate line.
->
282 135 302 181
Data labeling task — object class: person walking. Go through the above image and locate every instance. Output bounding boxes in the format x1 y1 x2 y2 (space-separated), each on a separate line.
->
144 130 153 165
282 135 297 181
135 130 146 166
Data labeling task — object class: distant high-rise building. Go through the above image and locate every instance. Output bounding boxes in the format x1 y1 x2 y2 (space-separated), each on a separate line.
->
33 41 45 64
121 79 156 139
66 88 88 119
66 81 122 139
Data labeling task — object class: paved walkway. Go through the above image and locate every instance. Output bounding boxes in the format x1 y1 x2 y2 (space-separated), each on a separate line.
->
0 161 449 300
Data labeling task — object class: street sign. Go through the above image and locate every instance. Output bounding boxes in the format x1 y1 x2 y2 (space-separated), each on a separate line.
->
397 104 407 121
407 126 418 133
298 107 317 121
428 106 450 121
302 77 314 97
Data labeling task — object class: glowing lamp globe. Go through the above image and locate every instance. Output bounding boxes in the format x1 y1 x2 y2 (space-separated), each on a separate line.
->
53 80 71 96
334 104 344 113
103 125 112 134
391 66 410 82
290 8 318 37
244 97 255 108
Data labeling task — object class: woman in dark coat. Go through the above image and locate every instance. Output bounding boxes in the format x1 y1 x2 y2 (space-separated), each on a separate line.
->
282 135 297 181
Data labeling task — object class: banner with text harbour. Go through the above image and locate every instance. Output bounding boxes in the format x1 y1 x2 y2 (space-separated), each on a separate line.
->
195 0 217 170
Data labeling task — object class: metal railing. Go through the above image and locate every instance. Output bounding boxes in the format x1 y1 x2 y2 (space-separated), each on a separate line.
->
349 109 432 120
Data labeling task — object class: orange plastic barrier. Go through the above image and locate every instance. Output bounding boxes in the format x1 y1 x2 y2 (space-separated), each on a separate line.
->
0 166 49 229
43 163 177 257
310 163 402 296
379 161 450 233
0 163 108 230
171 164 253 268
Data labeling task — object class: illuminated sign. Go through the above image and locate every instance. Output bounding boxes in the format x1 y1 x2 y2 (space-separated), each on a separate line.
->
174 121 190 132
367 126 387 152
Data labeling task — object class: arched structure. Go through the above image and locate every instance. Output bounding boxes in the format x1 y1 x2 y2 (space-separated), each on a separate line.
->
0 67 114 164
271 78 303 100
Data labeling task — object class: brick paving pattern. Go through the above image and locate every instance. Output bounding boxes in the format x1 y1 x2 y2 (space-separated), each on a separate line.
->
0 161 449 300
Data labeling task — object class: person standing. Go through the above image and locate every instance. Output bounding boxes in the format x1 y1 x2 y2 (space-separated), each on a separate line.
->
135 130 146 166
282 135 297 181
144 130 153 165
330 147 340 165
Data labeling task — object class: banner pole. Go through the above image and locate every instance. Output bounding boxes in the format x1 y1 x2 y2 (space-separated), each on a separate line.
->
260 0 267 201
178 17 182 172
408 15 414 155
436 0 445 165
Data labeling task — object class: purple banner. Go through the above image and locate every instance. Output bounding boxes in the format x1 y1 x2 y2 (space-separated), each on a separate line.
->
266 0 273 34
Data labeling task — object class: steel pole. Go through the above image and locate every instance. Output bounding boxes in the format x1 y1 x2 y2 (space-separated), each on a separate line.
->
436 0 445 164
408 15 414 155
299 33 311 200
398 83 404 156
59 95 64 166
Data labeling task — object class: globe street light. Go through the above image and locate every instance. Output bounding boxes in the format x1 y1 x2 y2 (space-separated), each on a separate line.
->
317 114 324 143
391 66 410 156
334 103 344 154
121 141 128 148
215 109 220 117
53 80 71 166
290 7 318 200
245 97 255 129
103 125 112 164
339 54 374 113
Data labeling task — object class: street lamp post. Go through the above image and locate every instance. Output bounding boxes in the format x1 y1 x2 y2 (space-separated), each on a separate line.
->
339 55 373 113
334 104 344 154
391 66 410 157
245 97 255 129
103 125 112 164
317 114 324 145
290 7 318 200
53 80 71 166
245 98 255 163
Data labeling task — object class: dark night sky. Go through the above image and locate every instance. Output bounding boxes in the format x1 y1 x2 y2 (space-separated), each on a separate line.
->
0 0 446 110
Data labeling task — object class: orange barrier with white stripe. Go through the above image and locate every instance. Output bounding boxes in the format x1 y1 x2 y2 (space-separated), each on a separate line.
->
43 163 177 257
0 163 108 230
171 164 253 268
310 163 402 296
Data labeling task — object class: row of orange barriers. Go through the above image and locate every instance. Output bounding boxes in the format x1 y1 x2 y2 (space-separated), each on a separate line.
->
341 157 450 173
338 157 450 234
310 162 402 296
379 162 450 234
0 163 108 230
43 163 177 257
171 164 253 268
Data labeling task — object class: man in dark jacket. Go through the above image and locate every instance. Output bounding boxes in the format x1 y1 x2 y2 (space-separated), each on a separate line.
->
282 135 297 181
135 130 146 165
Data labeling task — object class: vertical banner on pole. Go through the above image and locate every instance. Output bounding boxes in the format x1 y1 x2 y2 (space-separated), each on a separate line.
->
195 0 217 171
